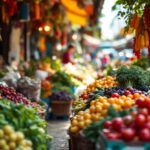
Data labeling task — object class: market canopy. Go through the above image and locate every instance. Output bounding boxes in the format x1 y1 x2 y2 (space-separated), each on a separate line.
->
61 0 93 26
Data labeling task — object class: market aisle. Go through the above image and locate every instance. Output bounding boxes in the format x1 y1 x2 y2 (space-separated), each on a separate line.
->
48 121 70 150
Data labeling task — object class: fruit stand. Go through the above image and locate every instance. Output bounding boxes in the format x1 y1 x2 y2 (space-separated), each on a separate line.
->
68 64 150 150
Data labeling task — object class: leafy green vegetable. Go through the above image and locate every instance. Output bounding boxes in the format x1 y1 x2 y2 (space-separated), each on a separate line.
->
132 58 149 70
51 71 75 87
0 99 52 150
116 65 150 88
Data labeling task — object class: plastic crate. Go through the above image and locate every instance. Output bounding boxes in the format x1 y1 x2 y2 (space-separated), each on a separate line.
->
100 133 150 150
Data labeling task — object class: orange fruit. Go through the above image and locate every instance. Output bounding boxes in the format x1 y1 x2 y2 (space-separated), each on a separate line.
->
124 100 132 108
92 114 101 121
72 119 78 126
118 99 124 106
85 119 92 126
127 94 133 99
121 95 127 100
108 98 115 104
90 105 96 113
78 111 84 116
90 101 95 106
95 105 102 113
103 103 110 109
113 104 121 111
77 116 84 121
70 126 79 133
78 122 85 128
84 113 92 119
133 93 140 99
101 110 107 116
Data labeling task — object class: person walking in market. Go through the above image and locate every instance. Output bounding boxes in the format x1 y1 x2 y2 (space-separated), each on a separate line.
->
62 44 76 64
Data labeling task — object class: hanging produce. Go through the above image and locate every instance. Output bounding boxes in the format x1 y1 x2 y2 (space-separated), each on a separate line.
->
5 0 17 16
113 0 150 58
33 1 41 20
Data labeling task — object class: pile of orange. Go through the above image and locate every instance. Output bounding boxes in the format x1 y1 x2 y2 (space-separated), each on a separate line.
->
83 76 118 95
70 93 145 133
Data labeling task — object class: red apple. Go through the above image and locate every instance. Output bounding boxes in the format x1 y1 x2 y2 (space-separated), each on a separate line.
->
112 93 120 98
123 115 133 126
103 121 112 128
139 128 150 141
121 128 136 141
135 114 147 128
112 117 124 131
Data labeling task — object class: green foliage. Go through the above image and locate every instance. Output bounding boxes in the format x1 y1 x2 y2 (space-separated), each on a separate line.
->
132 58 149 70
50 59 62 71
116 65 150 88
52 82 74 95
0 99 52 150
51 71 75 87
113 0 150 27
24 61 36 77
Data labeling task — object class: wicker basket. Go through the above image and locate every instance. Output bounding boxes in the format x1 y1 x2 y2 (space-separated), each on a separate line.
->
69 131 96 150
51 100 72 116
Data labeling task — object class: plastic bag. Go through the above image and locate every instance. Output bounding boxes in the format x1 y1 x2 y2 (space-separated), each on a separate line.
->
17 76 41 101
2 71 21 88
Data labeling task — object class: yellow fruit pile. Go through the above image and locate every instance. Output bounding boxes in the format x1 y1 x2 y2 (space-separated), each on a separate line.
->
0 125 32 150
70 93 145 133
83 76 118 95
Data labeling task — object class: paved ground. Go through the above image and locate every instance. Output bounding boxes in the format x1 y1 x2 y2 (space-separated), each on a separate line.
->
48 120 70 150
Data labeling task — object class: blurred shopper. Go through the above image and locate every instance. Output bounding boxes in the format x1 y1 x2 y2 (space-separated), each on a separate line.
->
62 44 76 64
83 51 91 64
101 54 110 69
93 56 102 70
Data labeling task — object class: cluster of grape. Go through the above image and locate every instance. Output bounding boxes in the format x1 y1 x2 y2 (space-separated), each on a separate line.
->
50 91 73 101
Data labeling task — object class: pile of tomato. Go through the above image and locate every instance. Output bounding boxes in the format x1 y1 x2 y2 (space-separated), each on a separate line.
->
103 97 150 142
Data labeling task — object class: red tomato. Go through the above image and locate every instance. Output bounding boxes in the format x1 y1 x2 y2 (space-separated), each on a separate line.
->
112 118 124 131
102 129 110 135
123 115 133 126
139 108 149 116
139 128 150 141
111 93 120 98
136 99 145 108
103 121 112 129
106 133 121 140
144 122 150 129
135 114 147 128
121 128 136 141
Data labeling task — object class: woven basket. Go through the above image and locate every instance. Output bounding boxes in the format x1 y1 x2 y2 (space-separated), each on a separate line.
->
51 100 72 116
69 131 96 150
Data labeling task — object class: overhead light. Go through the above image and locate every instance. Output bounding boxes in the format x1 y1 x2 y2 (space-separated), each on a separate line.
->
38 27 43 32
44 25 51 32
56 43 62 51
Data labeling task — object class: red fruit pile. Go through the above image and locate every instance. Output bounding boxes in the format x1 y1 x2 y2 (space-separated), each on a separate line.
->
0 85 43 110
102 97 150 142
